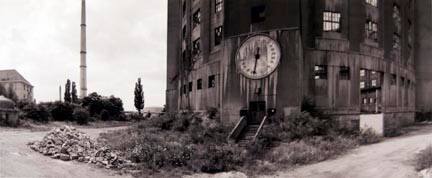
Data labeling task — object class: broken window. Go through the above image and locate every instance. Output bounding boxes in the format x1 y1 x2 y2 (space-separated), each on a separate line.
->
188 82 193 92
393 33 401 50
208 75 216 88
251 5 266 23
323 11 341 32
215 0 223 13
340 66 350 80
192 38 201 56
193 9 201 28
365 0 378 7
197 79 202 90
314 65 327 80
365 20 378 42
360 69 366 77
215 26 223 46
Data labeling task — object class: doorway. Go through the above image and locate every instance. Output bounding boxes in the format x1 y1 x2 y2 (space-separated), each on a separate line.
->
249 101 266 124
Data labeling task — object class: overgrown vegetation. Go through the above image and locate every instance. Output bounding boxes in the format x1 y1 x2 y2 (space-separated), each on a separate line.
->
415 145 432 171
16 92 125 125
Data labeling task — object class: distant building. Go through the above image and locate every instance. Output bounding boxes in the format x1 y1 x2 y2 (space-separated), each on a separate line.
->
0 70 34 102
167 0 431 131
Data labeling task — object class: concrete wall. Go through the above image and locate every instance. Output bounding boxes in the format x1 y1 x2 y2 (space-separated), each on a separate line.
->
415 0 432 111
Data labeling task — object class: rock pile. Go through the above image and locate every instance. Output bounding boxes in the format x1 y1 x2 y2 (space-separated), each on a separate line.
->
28 126 134 169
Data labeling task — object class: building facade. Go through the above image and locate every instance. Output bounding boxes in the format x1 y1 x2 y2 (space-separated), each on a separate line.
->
167 0 430 128
0 70 34 102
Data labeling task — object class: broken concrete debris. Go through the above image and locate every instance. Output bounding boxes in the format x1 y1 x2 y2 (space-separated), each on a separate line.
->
28 126 134 169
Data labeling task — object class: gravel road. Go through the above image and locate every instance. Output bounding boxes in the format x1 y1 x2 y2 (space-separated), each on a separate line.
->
0 126 131 178
264 124 432 178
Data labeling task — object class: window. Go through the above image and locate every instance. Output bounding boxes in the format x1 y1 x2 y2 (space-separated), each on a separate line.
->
188 82 193 92
197 79 202 90
182 1 186 16
400 77 405 87
323 12 341 32
193 9 201 28
363 98 368 104
371 80 377 87
360 69 366 77
192 38 201 56
314 65 327 80
340 66 350 80
208 75 216 88
391 74 397 85
365 0 378 7
360 81 366 89
251 5 266 23
183 84 187 94
215 26 223 46
393 5 401 34
393 33 401 50
365 20 378 41
215 0 223 13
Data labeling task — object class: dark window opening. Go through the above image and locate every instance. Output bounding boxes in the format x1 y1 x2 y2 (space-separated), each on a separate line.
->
323 11 341 32
183 84 187 94
188 82 193 92
215 26 223 46
197 79 202 90
340 66 350 80
182 1 186 16
208 75 216 88
314 65 327 80
215 0 223 13
193 9 201 28
182 26 186 39
251 5 266 23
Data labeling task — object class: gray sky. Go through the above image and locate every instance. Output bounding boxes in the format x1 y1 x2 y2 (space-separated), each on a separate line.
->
0 0 168 111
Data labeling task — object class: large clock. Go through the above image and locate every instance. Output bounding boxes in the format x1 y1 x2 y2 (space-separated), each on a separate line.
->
235 35 281 79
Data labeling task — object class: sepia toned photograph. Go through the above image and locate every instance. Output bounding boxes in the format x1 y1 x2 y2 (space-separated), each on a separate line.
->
1 0 432 177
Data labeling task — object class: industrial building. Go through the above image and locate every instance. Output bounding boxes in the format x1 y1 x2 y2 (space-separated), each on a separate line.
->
166 0 432 134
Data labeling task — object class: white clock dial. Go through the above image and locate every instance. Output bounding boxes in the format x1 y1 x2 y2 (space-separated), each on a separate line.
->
235 35 281 79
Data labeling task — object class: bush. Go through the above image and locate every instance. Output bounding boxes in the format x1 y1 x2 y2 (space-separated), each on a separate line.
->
416 111 432 122
415 145 432 171
21 103 50 123
73 108 90 125
357 128 382 145
188 144 245 173
81 92 124 120
50 102 75 121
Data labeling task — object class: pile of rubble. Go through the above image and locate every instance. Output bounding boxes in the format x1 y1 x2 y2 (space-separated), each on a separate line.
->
28 126 134 169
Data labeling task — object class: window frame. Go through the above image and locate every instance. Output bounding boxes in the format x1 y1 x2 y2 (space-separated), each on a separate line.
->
323 11 341 32
208 75 216 88
215 0 223 13
314 65 328 80
214 26 223 46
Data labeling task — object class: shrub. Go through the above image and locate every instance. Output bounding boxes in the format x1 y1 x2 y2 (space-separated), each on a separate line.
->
100 109 110 121
188 144 245 173
81 92 124 120
21 103 50 123
416 111 432 122
50 102 75 121
73 108 90 125
357 128 382 145
415 145 432 171
275 112 335 140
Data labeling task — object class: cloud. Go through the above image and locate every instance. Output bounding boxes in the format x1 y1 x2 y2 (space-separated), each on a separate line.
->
0 0 168 110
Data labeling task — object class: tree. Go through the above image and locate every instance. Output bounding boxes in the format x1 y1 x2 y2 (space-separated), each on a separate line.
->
64 79 71 103
71 82 78 103
134 78 145 115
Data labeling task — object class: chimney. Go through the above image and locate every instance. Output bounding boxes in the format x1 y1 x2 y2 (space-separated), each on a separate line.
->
80 0 88 98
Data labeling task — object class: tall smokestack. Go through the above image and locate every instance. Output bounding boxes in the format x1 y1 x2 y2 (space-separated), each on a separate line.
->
80 0 87 98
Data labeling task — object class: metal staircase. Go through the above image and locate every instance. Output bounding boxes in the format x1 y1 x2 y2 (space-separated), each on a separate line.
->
227 115 268 147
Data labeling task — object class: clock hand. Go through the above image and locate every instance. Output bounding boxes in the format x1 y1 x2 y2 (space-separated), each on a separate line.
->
253 47 260 74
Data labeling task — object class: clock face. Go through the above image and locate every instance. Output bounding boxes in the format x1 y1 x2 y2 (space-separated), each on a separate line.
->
235 35 281 79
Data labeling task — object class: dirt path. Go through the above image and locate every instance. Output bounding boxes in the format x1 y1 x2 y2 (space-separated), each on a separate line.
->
0 126 132 178
264 124 432 178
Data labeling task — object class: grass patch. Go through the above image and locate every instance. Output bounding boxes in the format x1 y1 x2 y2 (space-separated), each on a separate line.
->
415 145 432 171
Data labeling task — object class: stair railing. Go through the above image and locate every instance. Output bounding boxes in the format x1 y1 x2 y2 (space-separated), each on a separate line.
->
227 116 248 143
252 115 268 142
